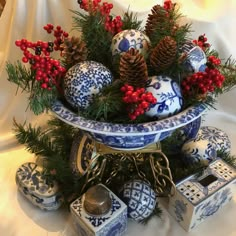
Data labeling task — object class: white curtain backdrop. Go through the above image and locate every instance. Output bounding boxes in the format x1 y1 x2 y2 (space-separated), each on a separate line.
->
0 1 236 235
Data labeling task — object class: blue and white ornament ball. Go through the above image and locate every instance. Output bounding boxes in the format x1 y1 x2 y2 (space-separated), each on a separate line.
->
181 126 231 164
63 61 113 110
145 75 183 119
120 179 156 222
111 29 150 58
179 41 207 73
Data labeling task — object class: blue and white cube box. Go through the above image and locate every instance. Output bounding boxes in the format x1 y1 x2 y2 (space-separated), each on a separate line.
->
70 184 127 236
168 159 236 231
16 162 63 211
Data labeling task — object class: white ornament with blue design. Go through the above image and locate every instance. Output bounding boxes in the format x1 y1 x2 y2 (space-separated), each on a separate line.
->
120 179 156 222
179 41 207 73
181 126 231 164
145 75 183 119
63 61 113 110
111 29 150 58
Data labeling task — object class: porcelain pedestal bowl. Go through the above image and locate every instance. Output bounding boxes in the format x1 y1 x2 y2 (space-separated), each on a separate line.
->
51 100 206 151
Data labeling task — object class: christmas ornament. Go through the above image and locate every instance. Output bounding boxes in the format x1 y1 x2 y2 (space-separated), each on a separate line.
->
64 61 113 109
16 162 63 211
179 41 207 73
150 36 177 72
70 184 127 236
181 139 217 164
196 126 231 153
119 48 148 88
120 179 156 222
111 29 150 58
145 75 183 119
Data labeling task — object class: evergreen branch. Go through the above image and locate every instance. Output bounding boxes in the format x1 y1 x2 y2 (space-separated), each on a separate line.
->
13 119 57 157
71 10 113 70
6 61 34 92
122 10 143 30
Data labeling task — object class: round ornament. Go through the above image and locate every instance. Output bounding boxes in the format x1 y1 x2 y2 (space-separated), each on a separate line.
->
111 29 150 57
179 41 207 73
121 179 156 222
181 139 217 164
194 126 231 153
64 61 113 110
145 75 183 119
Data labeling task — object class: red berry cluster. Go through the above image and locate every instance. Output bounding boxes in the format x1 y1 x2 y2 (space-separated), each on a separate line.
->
208 55 221 66
163 0 174 10
43 24 69 51
121 84 157 120
15 30 66 90
181 67 225 96
78 0 123 34
193 34 210 51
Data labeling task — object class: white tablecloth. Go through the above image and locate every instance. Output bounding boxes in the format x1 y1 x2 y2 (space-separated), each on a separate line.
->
1 0 236 235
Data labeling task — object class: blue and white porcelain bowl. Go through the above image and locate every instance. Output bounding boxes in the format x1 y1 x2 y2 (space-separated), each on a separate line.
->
51 100 206 150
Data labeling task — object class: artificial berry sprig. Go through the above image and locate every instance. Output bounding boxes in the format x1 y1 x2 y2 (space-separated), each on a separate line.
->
78 0 123 35
121 84 157 120
181 67 225 96
207 55 221 66
15 26 67 91
193 34 210 51
43 24 69 51
163 0 174 11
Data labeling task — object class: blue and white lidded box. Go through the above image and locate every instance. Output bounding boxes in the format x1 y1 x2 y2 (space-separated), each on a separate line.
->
70 184 127 236
16 162 63 210
168 159 236 231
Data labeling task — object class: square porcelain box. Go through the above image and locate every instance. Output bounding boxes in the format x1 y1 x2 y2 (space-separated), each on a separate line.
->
168 159 236 231
16 162 63 211
70 184 127 236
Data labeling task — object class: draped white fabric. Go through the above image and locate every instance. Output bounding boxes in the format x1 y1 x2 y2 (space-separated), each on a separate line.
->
0 0 236 235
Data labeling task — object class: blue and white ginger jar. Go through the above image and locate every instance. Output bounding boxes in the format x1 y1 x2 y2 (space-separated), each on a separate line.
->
111 29 150 58
145 75 183 119
64 61 113 110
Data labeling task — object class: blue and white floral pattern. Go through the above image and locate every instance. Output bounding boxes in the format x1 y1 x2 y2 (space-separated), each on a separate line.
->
70 184 127 236
16 162 63 210
174 199 187 222
145 76 183 119
197 188 232 221
64 61 113 109
121 180 156 222
51 99 206 150
111 29 150 57
196 126 231 152
180 41 207 72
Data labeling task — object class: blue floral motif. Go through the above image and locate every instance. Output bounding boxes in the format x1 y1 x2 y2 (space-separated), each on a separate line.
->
197 188 232 221
174 199 187 222
86 216 110 227
51 100 206 150
111 195 121 215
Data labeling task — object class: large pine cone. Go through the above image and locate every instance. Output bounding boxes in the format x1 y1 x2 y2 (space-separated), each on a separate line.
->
145 5 166 38
62 36 87 65
150 36 177 72
120 48 148 88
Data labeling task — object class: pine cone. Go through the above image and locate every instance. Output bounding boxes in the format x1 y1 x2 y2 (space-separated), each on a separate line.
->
62 36 87 65
145 5 166 38
150 36 177 72
120 48 148 88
